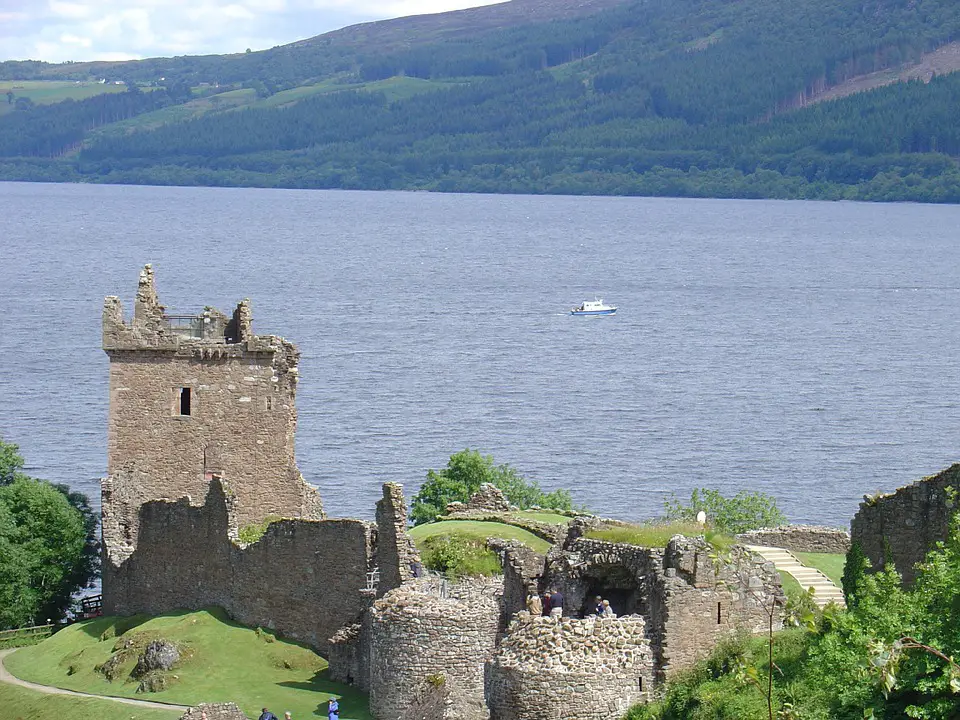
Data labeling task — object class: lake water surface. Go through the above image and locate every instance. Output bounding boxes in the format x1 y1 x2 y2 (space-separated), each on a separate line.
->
2 181 960 527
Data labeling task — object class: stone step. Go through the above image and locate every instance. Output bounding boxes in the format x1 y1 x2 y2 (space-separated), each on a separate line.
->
744 544 846 608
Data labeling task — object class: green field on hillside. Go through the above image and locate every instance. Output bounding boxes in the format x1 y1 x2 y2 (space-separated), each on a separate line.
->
408 519 552 554
0 81 128 115
6 608 371 719
0 682 180 720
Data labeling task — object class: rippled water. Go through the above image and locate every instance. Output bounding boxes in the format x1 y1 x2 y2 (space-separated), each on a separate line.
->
2 181 960 527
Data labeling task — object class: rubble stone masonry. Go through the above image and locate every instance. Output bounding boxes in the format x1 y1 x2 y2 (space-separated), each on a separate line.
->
851 463 960 585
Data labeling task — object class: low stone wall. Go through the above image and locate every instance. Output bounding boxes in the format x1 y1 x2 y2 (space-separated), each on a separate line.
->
851 463 960 585
179 703 247 720
486 614 653 720
738 525 851 554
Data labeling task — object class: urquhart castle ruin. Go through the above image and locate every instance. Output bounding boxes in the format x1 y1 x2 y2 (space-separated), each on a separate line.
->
100 266 790 720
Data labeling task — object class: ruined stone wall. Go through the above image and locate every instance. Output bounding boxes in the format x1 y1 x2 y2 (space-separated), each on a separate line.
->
375 483 422 595
367 578 502 720
550 539 661 619
488 539 545 632
486 615 653 720
851 464 960 585
738 525 851 554
103 265 322 533
102 478 375 654
651 538 783 679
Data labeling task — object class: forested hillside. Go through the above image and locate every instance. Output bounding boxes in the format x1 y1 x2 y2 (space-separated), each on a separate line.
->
1 0 959 201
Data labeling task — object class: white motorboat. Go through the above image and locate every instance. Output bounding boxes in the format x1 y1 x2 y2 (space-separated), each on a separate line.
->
570 299 617 316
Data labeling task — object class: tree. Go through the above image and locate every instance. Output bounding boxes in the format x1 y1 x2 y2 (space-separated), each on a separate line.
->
410 449 575 525
0 439 24 484
663 488 786 534
0 438 98 627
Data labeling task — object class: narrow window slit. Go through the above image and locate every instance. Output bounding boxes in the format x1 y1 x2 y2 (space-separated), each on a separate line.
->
179 387 191 416
717 601 722 624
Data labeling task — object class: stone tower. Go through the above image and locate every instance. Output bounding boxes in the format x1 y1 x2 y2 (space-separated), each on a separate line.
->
101 265 323 554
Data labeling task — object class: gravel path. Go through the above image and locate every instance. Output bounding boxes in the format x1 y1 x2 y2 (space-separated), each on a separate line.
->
0 647 189 712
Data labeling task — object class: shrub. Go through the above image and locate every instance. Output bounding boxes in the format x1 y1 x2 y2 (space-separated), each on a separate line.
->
663 488 786 534
411 449 577 525
420 534 501 578
237 515 281 544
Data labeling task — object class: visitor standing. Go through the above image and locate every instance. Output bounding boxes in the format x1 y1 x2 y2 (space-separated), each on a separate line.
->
542 591 552 616
601 599 616 618
593 595 604 616
259 709 277 720
328 696 340 720
527 592 543 616
550 589 564 617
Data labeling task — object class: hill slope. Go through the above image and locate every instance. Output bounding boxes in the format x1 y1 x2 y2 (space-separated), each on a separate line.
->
5 609 370 719
1 0 959 201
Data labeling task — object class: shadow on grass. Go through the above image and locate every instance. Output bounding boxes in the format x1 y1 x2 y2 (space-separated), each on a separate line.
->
277 669 368 718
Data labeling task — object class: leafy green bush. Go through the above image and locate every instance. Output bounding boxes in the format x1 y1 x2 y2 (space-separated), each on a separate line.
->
237 514 281 544
0 437 98 628
663 488 786 534
585 522 735 550
420 535 501 579
411 449 576 525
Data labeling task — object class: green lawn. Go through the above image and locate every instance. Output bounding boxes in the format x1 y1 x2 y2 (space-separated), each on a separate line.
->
508 511 572 525
0 682 180 720
6 609 370 719
794 552 846 587
585 522 735 550
408 520 552 554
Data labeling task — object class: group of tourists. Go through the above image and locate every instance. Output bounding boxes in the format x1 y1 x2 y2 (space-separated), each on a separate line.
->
258 697 339 720
525 591 617 619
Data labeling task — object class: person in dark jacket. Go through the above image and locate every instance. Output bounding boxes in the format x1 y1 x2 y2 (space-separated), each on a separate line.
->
549 589 564 617
259 709 277 720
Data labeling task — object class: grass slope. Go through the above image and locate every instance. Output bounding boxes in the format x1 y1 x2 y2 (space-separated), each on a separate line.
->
409 519 552 554
508 511 572 525
0 682 180 720
6 609 370 719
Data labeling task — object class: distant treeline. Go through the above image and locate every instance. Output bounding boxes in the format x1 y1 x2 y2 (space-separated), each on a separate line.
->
0 0 959 201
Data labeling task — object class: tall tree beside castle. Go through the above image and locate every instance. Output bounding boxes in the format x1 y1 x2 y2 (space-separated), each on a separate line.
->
0 438 99 628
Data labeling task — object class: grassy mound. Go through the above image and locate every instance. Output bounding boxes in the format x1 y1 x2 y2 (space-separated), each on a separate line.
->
507 511 572 525
0 682 180 720
408 520 552 554
585 521 736 550
5 608 371 719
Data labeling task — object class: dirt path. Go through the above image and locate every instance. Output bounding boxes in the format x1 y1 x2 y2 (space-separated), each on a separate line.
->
0 648 189 712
